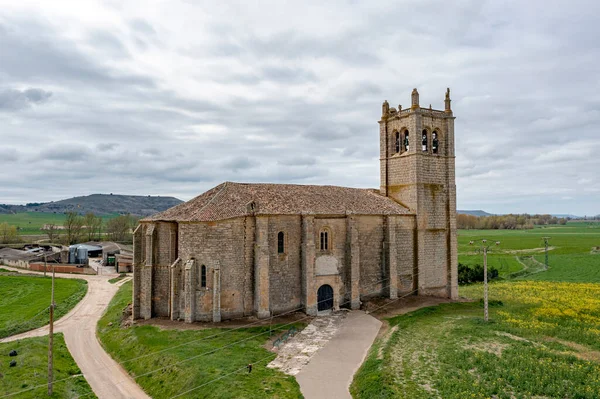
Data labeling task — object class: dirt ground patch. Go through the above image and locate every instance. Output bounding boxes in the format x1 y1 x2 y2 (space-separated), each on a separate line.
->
363 295 470 320
135 311 311 331
544 337 600 362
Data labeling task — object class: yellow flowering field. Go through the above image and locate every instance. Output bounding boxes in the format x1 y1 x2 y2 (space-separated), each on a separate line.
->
462 281 600 349
352 280 600 398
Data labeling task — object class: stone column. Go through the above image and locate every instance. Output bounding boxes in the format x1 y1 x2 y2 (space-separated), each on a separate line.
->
302 215 317 315
170 258 181 321
212 261 221 322
183 259 196 323
254 216 270 319
386 216 398 299
348 216 360 310
140 224 154 320
132 225 143 319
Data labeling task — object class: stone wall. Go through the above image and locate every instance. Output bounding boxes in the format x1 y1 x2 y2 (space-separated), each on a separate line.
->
267 215 302 314
178 218 247 321
355 215 384 298
314 217 347 305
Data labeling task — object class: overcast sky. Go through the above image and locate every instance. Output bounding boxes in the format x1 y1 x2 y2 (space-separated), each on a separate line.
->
1 0 598 215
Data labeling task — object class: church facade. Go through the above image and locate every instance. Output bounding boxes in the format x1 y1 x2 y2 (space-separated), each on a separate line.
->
132 89 457 323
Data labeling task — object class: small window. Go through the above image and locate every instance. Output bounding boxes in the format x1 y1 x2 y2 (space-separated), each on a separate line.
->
432 132 439 154
320 230 329 251
422 130 428 152
394 131 400 153
201 265 207 288
403 130 409 151
277 231 285 254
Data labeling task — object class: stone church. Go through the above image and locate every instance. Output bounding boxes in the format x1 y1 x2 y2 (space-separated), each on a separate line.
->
132 89 457 323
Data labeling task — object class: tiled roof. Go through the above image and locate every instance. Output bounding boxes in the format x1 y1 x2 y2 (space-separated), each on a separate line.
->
142 182 411 222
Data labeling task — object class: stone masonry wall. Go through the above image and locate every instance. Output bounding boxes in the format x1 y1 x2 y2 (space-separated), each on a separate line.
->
356 215 384 298
178 218 247 320
150 222 177 317
395 216 416 294
313 217 347 303
268 215 302 314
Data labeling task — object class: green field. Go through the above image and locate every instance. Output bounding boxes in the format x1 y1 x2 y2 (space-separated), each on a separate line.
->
458 221 600 282
352 281 600 398
351 221 600 398
0 212 119 236
0 333 96 398
97 281 303 399
0 274 88 338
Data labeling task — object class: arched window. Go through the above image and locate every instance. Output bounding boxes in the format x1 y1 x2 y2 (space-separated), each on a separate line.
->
201 265 207 288
394 131 400 153
320 229 330 251
422 129 428 152
277 231 285 254
432 131 439 154
403 130 409 151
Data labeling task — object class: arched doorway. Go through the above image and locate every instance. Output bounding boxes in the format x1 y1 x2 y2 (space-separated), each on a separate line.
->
317 284 334 311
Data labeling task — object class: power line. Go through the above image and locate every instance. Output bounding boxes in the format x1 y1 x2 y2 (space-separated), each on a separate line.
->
170 281 461 399
117 275 392 366
0 275 392 398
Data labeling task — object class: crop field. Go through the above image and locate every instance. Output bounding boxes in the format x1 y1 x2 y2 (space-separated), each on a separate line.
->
458 221 600 282
352 221 600 398
0 333 96 398
352 281 600 398
0 212 119 235
97 281 303 399
0 273 88 338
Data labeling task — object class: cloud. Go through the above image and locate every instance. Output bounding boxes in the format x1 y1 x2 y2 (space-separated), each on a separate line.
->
0 1 597 216
0 87 52 110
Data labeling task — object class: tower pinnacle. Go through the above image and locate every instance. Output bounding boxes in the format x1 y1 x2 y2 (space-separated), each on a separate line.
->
411 88 419 109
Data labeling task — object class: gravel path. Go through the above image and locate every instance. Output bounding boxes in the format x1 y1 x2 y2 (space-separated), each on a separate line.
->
0 266 150 399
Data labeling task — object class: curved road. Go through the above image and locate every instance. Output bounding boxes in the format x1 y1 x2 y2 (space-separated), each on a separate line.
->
0 266 150 399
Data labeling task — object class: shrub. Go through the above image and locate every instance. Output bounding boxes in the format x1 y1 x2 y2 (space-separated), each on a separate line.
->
458 263 499 285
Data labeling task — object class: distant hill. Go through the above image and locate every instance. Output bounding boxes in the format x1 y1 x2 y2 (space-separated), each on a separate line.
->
0 194 183 216
551 214 582 219
458 210 493 217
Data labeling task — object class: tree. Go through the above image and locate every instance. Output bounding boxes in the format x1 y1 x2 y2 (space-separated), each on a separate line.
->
0 222 20 244
84 213 103 241
106 215 138 242
64 212 84 245
42 223 60 242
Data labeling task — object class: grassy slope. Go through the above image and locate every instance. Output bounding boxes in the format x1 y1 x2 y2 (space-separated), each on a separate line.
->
97 281 303 399
0 212 119 235
352 282 600 398
352 222 600 398
0 333 96 398
0 274 87 338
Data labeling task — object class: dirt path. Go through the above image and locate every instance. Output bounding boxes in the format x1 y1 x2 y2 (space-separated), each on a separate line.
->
0 266 150 399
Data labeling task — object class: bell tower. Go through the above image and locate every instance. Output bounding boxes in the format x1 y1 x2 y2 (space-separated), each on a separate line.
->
379 88 457 299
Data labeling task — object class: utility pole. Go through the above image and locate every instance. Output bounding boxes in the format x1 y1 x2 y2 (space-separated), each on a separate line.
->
482 239 489 322
47 264 55 396
542 237 550 267
43 253 47 278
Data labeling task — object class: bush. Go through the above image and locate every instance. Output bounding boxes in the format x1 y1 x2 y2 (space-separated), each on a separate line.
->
458 263 499 285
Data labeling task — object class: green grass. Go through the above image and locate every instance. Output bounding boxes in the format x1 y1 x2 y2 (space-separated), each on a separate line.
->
351 281 600 398
458 222 600 282
108 274 128 284
0 275 87 338
0 212 119 235
97 281 303 399
0 333 96 398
